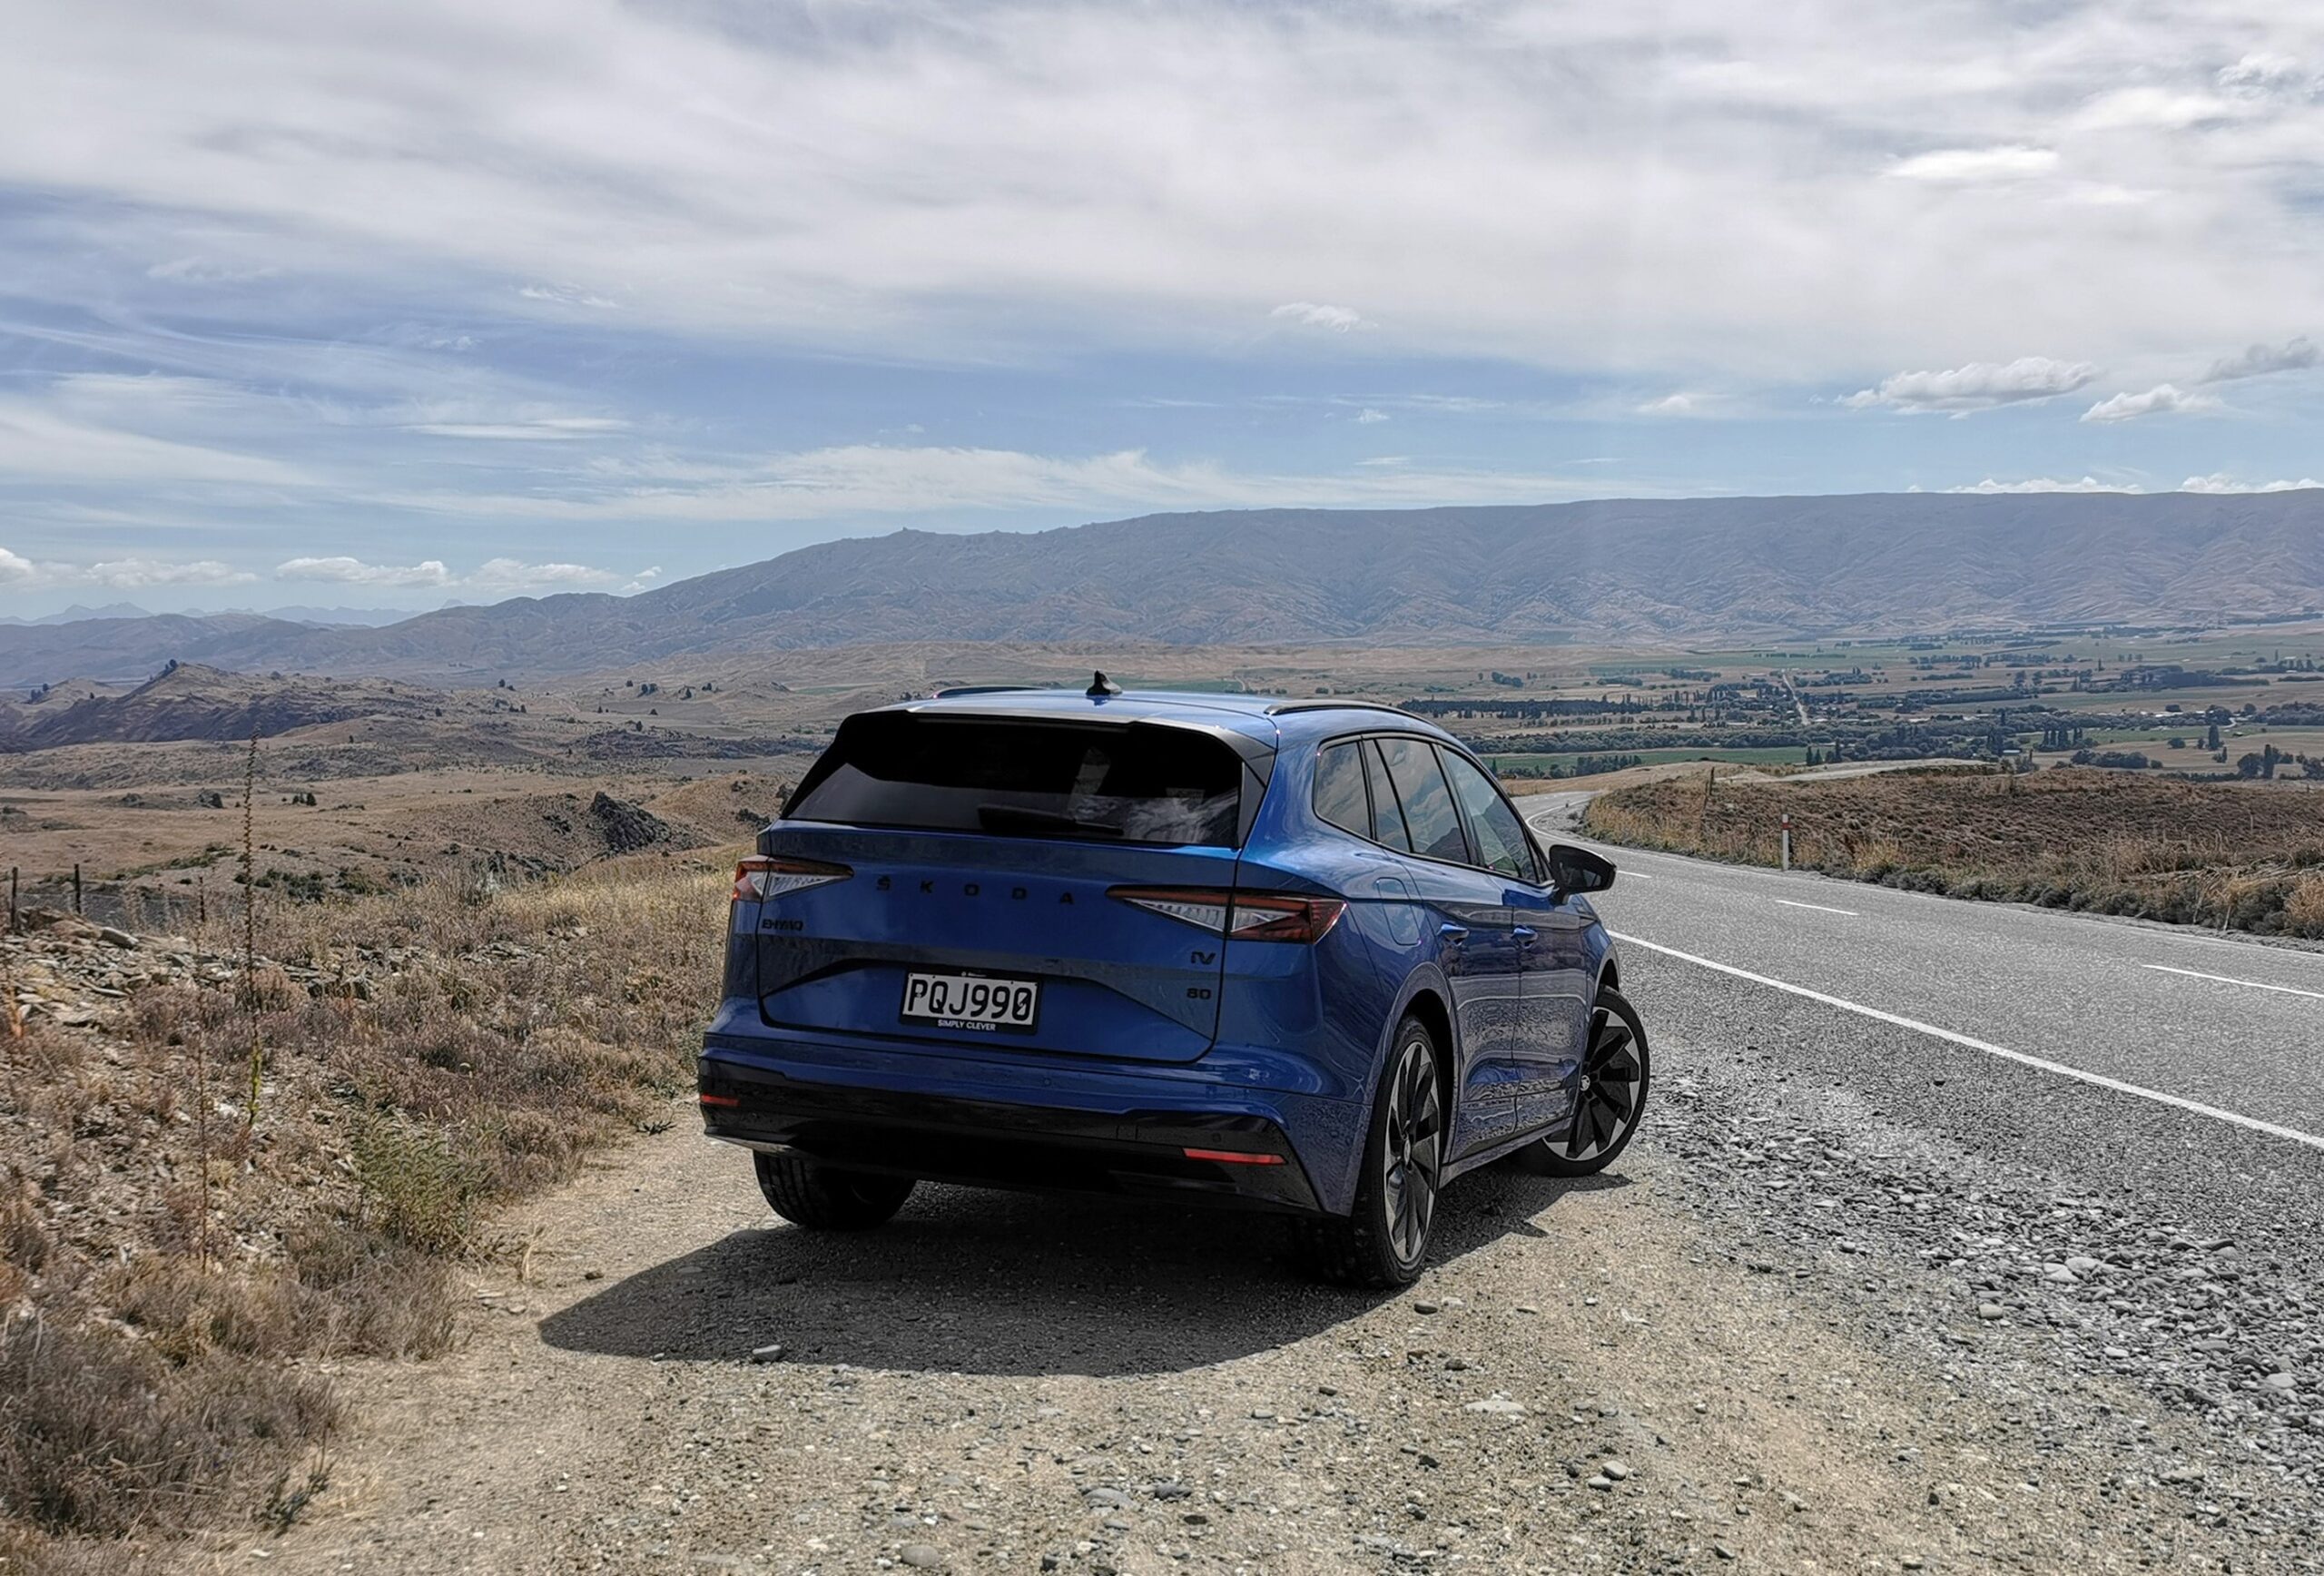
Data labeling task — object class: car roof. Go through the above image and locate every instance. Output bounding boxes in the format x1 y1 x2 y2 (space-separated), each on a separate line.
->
878 687 1457 750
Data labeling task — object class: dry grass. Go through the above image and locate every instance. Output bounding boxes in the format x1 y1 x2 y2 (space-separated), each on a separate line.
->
1582 767 2324 937
0 850 734 1565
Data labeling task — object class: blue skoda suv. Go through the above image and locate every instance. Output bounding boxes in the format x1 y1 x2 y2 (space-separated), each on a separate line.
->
698 678 1648 1285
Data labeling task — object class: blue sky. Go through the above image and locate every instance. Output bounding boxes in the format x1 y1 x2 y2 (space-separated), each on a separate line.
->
4 0 2322 616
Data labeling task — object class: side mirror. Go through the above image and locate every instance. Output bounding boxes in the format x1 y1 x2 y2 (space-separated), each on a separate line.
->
1545 842 1616 896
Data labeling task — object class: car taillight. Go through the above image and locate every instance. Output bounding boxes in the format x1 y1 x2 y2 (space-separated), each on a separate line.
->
1109 886 1346 943
733 854 852 902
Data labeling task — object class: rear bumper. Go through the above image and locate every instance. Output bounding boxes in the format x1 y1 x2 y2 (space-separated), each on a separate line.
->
699 1042 1337 1215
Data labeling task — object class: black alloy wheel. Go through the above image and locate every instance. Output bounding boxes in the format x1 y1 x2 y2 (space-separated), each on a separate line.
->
1517 984 1649 1177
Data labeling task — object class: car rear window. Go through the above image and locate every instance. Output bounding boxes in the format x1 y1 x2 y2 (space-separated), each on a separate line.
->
1364 739 1414 851
1312 741 1371 838
785 713 1246 846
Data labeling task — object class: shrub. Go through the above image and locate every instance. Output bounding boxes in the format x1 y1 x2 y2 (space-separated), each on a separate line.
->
350 1114 487 1256
0 1309 335 1542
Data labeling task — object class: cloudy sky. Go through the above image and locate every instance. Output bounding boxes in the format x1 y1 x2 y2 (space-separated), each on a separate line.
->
4 0 2322 615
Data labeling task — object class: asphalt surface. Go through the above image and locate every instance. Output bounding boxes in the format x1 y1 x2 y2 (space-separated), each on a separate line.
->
1527 791 2324 1143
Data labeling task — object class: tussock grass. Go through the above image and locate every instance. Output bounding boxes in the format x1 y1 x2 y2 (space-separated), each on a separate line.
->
0 1309 337 1547
1583 768 2324 937
1 850 734 1564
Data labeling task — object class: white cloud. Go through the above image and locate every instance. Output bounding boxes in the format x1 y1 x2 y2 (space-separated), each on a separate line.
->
1946 476 2138 495
0 397 314 486
2069 89 2233 133
517 283 619 310
1886 145 2057 182
377 442 1615 523
1354 408 1389 424
84 557 257 588
1271 302 1370 333
464 558 624 594
2080 383 2221 423
2203 336 2319 383
270 555 645 594
405 416 631 441
1636 392 1705 417
1 0 2321 388
146 255 278 284
2217 53 2321 103
0 546 256 588
1844 357 2096 415
2178 474 2324 494
276 557 455 588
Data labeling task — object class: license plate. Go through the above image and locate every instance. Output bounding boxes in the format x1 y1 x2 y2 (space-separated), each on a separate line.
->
901 971 1040 1034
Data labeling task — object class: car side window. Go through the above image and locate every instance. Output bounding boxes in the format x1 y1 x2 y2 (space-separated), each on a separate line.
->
1375 735 1470 864
1439 748 1537 882
1363 740 1414 851
1311 741 1370 838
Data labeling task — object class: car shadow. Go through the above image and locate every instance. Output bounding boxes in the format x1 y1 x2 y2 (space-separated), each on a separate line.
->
537 1163 1632 1378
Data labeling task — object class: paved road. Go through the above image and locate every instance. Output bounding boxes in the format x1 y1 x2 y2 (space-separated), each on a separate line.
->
1526 792 2324 1147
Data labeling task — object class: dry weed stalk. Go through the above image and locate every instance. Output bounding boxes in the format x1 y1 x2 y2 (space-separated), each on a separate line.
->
241 725 263 1135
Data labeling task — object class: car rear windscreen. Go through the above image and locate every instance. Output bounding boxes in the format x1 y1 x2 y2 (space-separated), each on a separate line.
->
785 713 1246 847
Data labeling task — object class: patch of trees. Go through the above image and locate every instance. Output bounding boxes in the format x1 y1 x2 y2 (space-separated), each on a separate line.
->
2232 744 2323 780
1404 697 1650 720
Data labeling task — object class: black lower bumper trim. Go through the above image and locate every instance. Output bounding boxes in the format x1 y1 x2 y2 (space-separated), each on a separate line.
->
698 1056 1324 1215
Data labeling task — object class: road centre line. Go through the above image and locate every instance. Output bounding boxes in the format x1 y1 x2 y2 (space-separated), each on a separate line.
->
1774 898 1856 916
2142 964 2324 1002
1610 931 2324 1155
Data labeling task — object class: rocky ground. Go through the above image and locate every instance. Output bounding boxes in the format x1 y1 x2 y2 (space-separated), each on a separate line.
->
246 948 2324 1576
2 909 409 1029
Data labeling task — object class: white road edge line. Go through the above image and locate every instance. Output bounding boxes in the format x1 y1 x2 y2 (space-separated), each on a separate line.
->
1774 899 1856 916
2142 963 2324 1002
1610 931 2324 1154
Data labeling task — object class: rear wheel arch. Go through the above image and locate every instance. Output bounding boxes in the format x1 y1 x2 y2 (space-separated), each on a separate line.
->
1399 987 1454 1101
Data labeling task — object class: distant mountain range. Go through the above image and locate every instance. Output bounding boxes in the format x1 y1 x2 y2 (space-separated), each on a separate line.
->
0 602 160 626
4 491 2319 688
0 602 429 629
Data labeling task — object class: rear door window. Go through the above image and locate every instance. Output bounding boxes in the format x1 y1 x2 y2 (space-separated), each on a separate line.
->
1375 735 1471 864
1440 749 1538 881
786 713 1245 846
1312 740 1371 838
1364 740 1414 851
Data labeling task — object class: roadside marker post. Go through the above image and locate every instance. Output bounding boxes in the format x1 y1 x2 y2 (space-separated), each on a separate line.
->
1780 813 1793 872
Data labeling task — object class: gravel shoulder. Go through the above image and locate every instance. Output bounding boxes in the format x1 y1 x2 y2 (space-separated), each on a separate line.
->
254 952 2324 1575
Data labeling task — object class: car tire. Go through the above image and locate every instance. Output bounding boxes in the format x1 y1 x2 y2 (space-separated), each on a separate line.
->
1515 985 1649 1177
1301 1012 1445 1288
753 1152 916 1230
